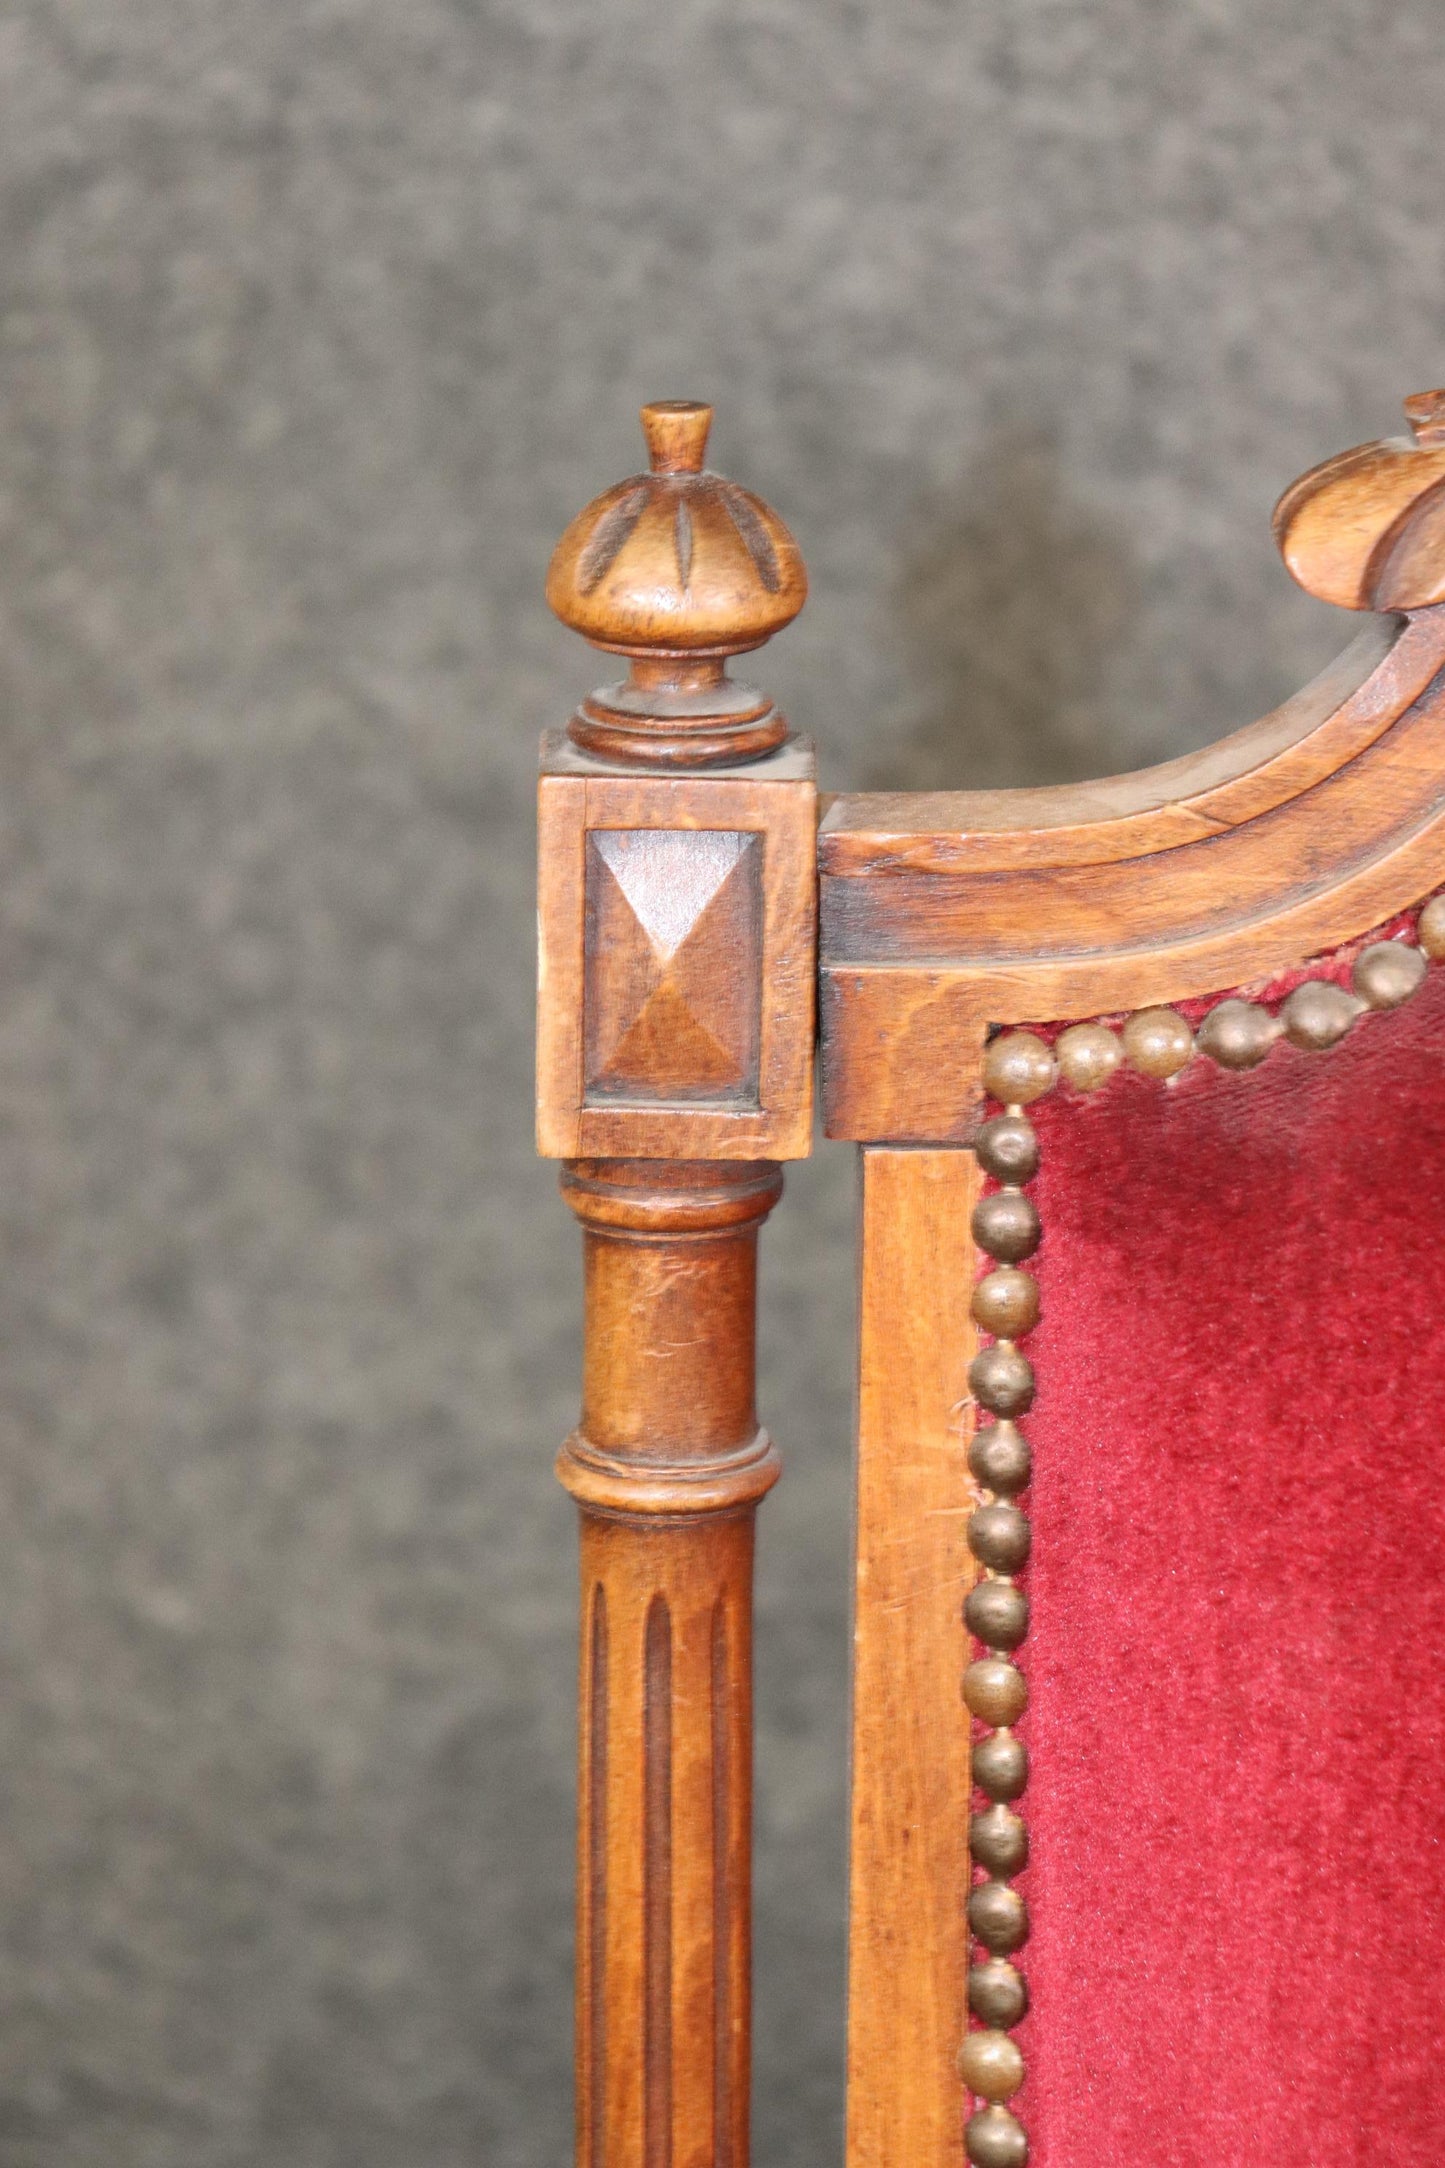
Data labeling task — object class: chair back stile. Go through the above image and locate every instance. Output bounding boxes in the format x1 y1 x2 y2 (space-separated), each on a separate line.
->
537 402 816 2168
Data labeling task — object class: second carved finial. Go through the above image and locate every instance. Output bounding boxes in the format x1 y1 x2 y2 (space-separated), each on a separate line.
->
1273 390 1445 612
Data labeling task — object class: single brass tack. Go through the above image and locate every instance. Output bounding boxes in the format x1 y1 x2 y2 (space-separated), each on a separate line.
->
970 1805 1030 1878
968 1502 1032 1574
1417 895 1445 959
965 1577 1030 1651
957 2029 1025 2104
965 2104 1030 2168
1353 940 1428 1009
972 1730 1028 1802
1122 1005 1194 1078
974 1115 1041 1186
968 1956 1030 2028
968 1879 1030 1955
972 1268 1041 1339
1055 1021 1123 1092
1280 978 1364 1051
1196 998 1280 1070
968 1422 1032 1496
982 1032 1057 1107
964 1657 1029 1727
969 1346 1035 1419
971 1189 1041 1264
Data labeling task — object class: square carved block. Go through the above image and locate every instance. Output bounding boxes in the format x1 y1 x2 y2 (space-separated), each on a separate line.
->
537 733 816 1159
584 829 762 1106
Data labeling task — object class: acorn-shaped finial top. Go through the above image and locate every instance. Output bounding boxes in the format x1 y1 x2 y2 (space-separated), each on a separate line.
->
546 401 807 661
1273 390 1445 612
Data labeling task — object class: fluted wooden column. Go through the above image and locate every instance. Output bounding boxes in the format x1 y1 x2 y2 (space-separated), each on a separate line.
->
558 1159 782 2168
536 402 816 2168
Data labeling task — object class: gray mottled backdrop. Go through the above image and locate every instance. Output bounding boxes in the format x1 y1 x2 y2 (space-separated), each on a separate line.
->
0 2 1440 2161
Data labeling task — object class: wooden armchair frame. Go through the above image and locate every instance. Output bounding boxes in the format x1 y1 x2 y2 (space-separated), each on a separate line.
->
534 392 1445 2168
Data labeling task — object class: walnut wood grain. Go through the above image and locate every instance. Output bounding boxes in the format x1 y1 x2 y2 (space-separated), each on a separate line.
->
560 1161 781 2168
546 400 806 767
818 615 1415 875
822 603 1445 1140
538 740 817 1162
1273 390 1445 610
847 1146 982 2168
539 406 812 2168
547 400 807 667
584 828 763 1106
824 645 1445 964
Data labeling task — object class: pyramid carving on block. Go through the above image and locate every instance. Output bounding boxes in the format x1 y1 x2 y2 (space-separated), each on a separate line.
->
584 828 763 1105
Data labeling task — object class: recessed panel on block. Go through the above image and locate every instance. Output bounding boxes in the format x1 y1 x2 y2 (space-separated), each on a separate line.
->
536 732 816 1160
583 828 763 1107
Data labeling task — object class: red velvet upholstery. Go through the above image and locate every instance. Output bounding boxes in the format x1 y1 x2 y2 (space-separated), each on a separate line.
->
1015 952 1445 2164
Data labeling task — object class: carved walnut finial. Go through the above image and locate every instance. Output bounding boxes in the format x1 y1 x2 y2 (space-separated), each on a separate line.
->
546 400 807 766
1273 391 1445 612
1403 389 1445 448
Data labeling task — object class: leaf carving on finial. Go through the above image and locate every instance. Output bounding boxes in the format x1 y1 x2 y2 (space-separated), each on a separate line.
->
717 482 782 593
674 501 694 589
577 486 648 595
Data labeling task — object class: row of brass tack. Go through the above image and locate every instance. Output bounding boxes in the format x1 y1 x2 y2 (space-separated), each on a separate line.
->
958 898 1445 2168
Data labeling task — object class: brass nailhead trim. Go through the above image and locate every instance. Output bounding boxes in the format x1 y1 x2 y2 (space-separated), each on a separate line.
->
961 899 1445 2166
979 906 1445 1107
965 1101 1041 2162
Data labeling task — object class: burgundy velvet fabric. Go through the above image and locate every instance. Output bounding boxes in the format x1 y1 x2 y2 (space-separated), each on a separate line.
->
1013 957 1445 2164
